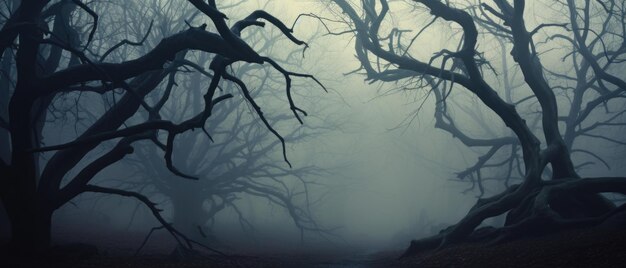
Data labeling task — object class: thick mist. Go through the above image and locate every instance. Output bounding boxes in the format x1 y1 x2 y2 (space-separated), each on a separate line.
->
1 0 625 264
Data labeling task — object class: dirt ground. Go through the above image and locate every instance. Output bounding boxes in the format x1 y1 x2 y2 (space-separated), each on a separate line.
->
3 226 626 268
392 226 626 268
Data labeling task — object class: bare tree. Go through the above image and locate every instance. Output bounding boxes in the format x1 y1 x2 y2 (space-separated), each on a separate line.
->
123 54 333 247
0 0 322 257
330 0 626 257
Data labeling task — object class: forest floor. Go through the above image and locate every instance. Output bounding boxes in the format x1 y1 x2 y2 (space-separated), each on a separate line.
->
4 225 626 268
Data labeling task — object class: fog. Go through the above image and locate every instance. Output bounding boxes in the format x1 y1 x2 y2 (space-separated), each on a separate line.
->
1 0 626 263
45 6 476 251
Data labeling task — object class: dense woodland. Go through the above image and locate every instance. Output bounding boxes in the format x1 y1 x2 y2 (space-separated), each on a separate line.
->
1 0 625 267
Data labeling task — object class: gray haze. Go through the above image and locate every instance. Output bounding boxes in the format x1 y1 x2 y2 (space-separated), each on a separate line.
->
2 0 625 257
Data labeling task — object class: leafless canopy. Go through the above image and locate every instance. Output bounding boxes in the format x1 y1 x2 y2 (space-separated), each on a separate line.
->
329 0 626 256
0 0 323 256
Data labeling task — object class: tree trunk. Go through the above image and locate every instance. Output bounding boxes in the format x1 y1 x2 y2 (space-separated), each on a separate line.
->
2 190 52 256
0 49 11 164
169 185 210 242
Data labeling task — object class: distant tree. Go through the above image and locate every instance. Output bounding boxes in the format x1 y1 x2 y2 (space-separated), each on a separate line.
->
122 32 333 246
0 0 321 257
331 0 626 256
82 2 333 248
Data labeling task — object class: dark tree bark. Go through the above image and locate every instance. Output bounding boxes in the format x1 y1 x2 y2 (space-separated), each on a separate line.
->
329 0 626 257
0 0 318 257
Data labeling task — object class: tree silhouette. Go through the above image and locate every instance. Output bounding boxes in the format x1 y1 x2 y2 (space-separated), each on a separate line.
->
124 42 333 248
331 0 626 256
0 0 321 257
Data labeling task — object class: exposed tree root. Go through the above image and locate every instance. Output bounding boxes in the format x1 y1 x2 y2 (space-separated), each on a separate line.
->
402 177 626 258
326 0 626 260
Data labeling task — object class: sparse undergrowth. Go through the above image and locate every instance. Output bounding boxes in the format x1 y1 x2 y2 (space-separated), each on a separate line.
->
4 225 626 268
395 225 626 268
